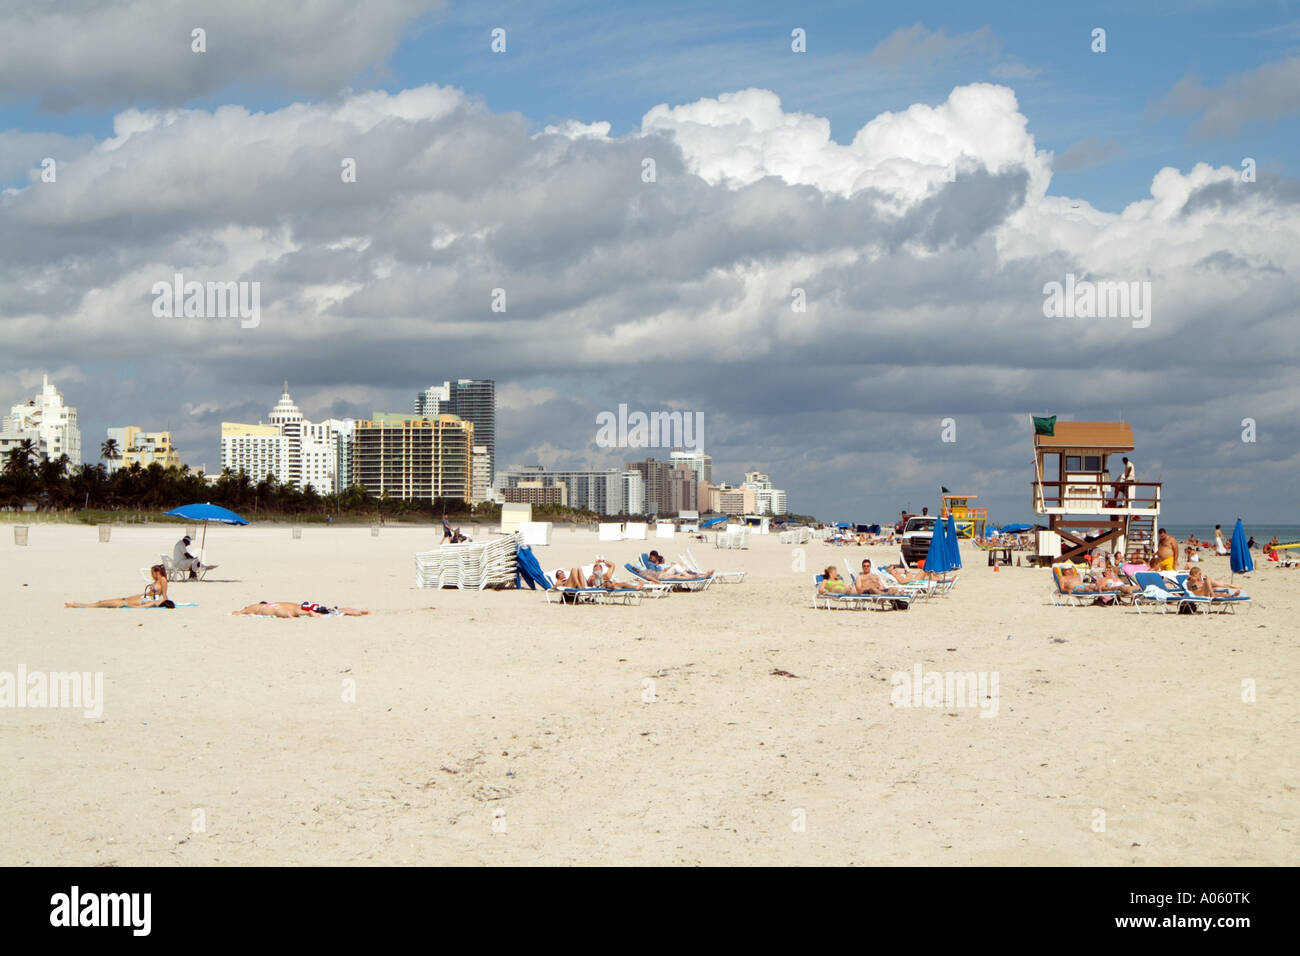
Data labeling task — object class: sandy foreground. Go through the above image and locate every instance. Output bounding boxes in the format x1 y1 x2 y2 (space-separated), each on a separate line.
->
1 522 1296 866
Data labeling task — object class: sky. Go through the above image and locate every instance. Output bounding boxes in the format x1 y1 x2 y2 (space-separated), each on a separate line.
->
1 0 1297 524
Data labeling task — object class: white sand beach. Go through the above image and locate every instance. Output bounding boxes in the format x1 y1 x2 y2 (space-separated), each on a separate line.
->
2 523 1296 866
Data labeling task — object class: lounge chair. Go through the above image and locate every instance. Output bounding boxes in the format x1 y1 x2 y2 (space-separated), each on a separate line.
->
625 563 711 592
812 575 911 611
846 561 934 601
540 570 644 606
1171 572 1251 613
684 548 744 583
1131 572 1208 614
1050 563 1124 606
157 552 217 582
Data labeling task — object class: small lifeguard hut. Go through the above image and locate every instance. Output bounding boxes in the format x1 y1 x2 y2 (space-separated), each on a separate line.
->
1031 420 1161 563
940 494 987 539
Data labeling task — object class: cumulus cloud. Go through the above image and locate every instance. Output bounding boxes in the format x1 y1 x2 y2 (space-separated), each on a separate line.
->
1 80 1296 520
0 0 440 111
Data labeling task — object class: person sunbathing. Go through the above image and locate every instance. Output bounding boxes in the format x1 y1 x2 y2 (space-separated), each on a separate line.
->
850 561 906 595
644 551 712 578
232 601 370 617
590 559 643 590
884 563 945 583
818 567 851 594
1093 569 1139 595
66 565 174 608
1057 567 1120 595
1185 567 1241 598
552 568 598 589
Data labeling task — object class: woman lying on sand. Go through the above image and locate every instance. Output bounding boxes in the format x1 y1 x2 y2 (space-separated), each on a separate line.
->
66 565 175 608
232 602 371 617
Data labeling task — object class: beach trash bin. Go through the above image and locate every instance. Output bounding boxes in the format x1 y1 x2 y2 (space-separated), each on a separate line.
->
14 526 29 546
292 526 302 539
98 524 111 543
371 525 380 537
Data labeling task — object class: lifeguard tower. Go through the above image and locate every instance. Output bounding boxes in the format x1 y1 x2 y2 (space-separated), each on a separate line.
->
940 494 987 539
1031 420 1161 563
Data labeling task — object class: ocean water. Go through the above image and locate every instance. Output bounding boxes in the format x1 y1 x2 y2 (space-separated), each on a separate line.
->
1161 524 1300 546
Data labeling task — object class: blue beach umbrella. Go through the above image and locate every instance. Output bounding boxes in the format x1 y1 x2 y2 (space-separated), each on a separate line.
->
164 502 249 554
1230 518 1253 579
924 514 955 574
945 513 963 570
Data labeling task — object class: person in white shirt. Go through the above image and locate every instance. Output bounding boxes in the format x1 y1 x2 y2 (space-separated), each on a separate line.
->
173 535 205 580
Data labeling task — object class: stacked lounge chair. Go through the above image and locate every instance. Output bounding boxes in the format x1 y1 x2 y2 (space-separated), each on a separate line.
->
415 534 519 590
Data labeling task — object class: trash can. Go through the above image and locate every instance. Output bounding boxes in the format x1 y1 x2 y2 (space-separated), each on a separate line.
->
14 526 28 546
292 527 302 539
371 525 380 537
98 524 111 543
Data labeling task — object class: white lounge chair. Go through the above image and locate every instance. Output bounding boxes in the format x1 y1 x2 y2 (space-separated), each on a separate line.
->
684 548 744 583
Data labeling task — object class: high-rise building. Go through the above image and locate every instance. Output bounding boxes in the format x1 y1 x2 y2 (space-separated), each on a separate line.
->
622 470 645 516
352 413 474 503
667 465 698 513
755 488 788 516
106 426 181 471
503 481 567 508
415 379 495 486
496 465 623 514
221 423 289 483
4 374 80 463
220 384 353 492
624 458 675 515
670 450 712 485
471 444 491 503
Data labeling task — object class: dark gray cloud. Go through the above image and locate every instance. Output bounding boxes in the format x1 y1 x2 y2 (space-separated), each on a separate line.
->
1 82 1296 523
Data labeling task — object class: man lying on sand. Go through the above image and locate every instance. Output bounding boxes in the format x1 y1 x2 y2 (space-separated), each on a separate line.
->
232 602 371 617
66 565 175 608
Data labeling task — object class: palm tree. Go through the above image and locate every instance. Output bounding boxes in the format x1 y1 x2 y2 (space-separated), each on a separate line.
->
100 438 122 473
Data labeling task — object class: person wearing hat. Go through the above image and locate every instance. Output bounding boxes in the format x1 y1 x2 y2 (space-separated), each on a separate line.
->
173 534 206 580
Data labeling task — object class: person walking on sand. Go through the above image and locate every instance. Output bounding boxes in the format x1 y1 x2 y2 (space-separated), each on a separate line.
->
1214 524 1229 555
442 514 454 542
67 565 173 608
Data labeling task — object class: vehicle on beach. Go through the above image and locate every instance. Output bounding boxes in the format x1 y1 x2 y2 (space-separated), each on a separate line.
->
900 516 936 565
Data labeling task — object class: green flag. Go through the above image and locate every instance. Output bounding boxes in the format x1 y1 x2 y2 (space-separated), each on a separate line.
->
1033 415 1056 436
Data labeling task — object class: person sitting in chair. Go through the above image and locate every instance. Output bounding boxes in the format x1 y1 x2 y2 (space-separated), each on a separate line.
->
1185 566 1242 598
172 535 210 580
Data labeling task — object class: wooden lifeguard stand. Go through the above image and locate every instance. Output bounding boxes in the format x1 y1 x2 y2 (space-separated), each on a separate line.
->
1032 421 1161 563
940 494 987 539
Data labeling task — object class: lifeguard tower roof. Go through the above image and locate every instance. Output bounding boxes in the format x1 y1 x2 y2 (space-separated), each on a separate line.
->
1034 421 1133 452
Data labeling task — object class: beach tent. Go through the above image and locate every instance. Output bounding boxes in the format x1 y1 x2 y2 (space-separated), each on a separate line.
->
998 523 1033 533
1230 519 1253 580
945 513 963 570
163 502 248 554
700 516 729 529
924 513 956 574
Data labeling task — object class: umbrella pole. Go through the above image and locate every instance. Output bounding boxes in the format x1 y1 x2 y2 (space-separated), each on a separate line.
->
200 518 208 558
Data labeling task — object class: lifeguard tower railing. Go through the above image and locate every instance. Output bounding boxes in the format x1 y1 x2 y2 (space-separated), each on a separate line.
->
1032 479 1162 514
940 500 987 538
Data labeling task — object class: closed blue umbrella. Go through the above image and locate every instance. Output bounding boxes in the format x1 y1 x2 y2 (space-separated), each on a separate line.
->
164 502 249 554
924 515 955 574
1230 518 1253 579
945 513 963 570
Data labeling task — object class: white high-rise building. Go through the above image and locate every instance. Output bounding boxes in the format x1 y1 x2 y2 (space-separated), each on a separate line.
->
4 374 81 463
221 384 353 493
755 488 788 516
622 470 645 516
